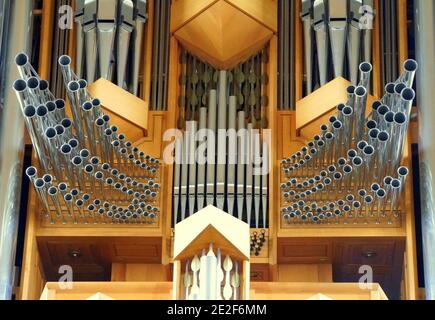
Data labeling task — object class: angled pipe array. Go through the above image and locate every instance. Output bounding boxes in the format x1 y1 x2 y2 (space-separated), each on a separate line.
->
281 60 417 225
13 53 160 225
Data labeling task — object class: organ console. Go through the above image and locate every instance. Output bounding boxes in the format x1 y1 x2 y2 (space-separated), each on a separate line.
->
0 0 430 301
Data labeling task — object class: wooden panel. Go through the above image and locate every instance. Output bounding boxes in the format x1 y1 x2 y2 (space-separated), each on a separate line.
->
277 264 332 282
278 238 332 263
37 236 163 281
88 78 149 136
170 0 219 32
111 263 169 281
41 282 173 300
174 0 273 70
225 0 278 32
250 264 270 282
250 282 388 300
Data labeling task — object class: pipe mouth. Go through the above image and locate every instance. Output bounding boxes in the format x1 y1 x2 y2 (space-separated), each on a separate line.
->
334 209 341 215
328 165 336 173
27 77 39 89
337 103 345 112
376 188 386 198
82 101 93 111
384 176 393 185
385 82 395 94
357 141 368 151
358 189 367 197
398 166 409 176
111 169 119 176
15 53 29 66
55 99 66 109
333 120 342 130
68 81 79 92
26 166 37 178
82 194 90 201
103 114 110 122
347 149 357 158
320 124 328 131
301 146 308 153
359 62 372 73
111 125 118 133
96 118 105 127
329 116 337 124
78 79 87 89
36 105 48 117
72 156 82 166
377 105 390 116
118 134 125 140
92 98 101 106
384 111 395 123
59 55 71 66
61 118 72 128
76 199 84 207
355 86 366 97
377 131 389 142
104 128 113 136
39 80 49 91
48 187 58 196
371 183 380 192
333 172 342 180
317 140 325 148
347 85 355 94
363 145 374 156
64 193 73 202
324 178 332 185
394 83 406 95
55 125 65 135
346 194 355 202
45 127 57 139
68 139 79 149
337 158 346 166
366 120 377 130
88 204 95 211
91 157 100 165
35 178 45 188
106 178 114 185
102 163 111 171
71 189 79 196
13 79 27 92
24 105 36 117
403 59 418 72
80 149 90 158
401 88 415 101
369 128 380 139
61 144 72 154
58 183 67 191
352 156 363 166
372 100 381 111
353 201 361 209
46 101 56 112
392 179 401 189
364 195 374 204
95 171 104 179
343 165 352 174
342 106 353 116
85 164 94 173
310 148 317 155
320 171 327 178
43 174 53 184
343 205 351 212
394 112 407 125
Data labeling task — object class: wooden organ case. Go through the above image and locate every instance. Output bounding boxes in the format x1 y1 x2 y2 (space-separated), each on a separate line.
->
17 0 418 300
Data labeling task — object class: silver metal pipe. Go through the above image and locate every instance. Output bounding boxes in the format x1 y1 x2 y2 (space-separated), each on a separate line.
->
347 0 362 85
58 55 76 87
354 86 367 142
97 0 117 80
399 59 418 88
390 112 408 172
313 0 328 85
74 1 85 78
341 106 354 152
358 62 372 90
81 101 97 155
48 186 64 223
328 0 347 78
301 0 314 94
33 178 51 220
25 166 38 185
117 0 134 89
83 0 98 83
131 0 147 95
376 131 390 179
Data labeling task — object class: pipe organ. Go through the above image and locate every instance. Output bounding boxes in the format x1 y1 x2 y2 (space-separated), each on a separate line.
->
14 53 160 225
281 59 417 226
2 0 430 301
173 50 270 228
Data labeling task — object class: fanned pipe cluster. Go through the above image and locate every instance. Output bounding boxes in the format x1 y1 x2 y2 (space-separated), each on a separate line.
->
13 53 160 225
301 0 374 95
74 0 147 94
281 59 417 225
173 70 269 229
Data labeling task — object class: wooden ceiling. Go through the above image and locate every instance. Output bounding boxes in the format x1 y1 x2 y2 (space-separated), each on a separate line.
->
171 0 277 69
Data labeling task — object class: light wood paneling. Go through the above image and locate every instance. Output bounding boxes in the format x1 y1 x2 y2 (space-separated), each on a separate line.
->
111 263 170 281
277 264 332 282
225 0 277 32
174 0 273 70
